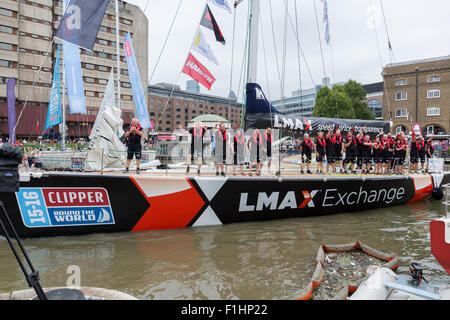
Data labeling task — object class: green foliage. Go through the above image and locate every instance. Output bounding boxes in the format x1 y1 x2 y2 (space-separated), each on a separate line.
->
312 79 375 120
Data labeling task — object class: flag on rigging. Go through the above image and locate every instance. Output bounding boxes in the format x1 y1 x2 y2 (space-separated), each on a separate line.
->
182 52 216 90
207 0 232 14
199 4 226 45
55 0 109 51
191 27 219 65
44 44 62 131
321 0 330 44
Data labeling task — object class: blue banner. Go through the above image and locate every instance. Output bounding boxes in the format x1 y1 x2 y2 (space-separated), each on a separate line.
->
123 33 151 128
55 0 109 51
63 40 86 114
44 44 62 131
6 77 16 144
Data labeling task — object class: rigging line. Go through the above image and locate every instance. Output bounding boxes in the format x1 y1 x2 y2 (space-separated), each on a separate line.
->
259 9 271 100
293 0 303 107
368 0 392 121
13 38 55 136
312 0 327 81
268 0 285 106
147 0 183 85
378 0 396 63
259 9 273 129
228 5 237 110
240 1 251 128
281 0 288 99
281 0 316 87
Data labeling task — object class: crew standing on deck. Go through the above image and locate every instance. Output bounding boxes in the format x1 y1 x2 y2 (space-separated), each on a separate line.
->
300 133 313 174
416 136 426 173
343 130 357 174
232 129 246 176
214 122 228 176
325 130 336 173
315 131 326 174
263 127 273 173
409 134 419 173
124 118 144 174
249 129 263 176
425 137 434 173
334 130 344 173
187 121 207 175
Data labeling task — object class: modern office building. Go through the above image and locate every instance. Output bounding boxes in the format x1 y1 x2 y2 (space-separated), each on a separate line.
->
148 82 243 132
0 0 148 139
382 56 450 135
271 77 341 117
185 80 199 94
362 81 384 120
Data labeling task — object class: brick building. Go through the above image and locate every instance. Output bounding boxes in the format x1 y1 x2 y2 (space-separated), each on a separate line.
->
382 56 450 135
148 83 243 133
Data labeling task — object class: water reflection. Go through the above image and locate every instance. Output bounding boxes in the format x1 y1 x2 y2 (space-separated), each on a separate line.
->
0 199 447 299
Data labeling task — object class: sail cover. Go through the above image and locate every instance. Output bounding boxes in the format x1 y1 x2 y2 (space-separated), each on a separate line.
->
244 83 390 135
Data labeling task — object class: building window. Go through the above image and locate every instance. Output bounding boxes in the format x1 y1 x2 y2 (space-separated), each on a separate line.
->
427 76 440 83
85 77 95 83
395 92 407 101
122 82 131 88
427 89 440 99
98 52 107 59
85 63 95 70
395 79 407 86
426 125 445 135
395 108 408 118
98 39 108 46
0 25 14 34
426 107 440 116
0 8 13 17
98 79 107 85
99 25 107 32
0 59 12 67
98 65 108 72
0 42 14 51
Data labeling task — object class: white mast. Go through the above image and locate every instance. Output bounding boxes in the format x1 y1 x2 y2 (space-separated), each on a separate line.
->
246 0 260 84
115 0 121 110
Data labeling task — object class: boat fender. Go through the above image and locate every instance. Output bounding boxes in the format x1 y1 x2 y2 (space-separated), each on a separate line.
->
431 188 444 200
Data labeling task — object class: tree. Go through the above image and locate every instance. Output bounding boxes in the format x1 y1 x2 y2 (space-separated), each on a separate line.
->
344 79 375 120
312 79 376 120
312 85 355 119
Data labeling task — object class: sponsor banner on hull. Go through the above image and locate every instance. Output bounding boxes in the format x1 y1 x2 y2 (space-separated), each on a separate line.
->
15 187 115 228
207 177 417 223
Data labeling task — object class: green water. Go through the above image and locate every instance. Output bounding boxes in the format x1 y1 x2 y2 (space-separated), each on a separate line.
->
0 199 448 299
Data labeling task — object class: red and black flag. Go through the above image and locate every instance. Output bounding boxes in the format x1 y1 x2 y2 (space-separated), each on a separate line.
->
199 4 226 45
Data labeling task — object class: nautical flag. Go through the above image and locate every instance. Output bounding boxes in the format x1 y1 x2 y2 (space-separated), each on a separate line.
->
191 27 219 65
35 120 40 133
199 4 226 45
45 44 62 131
6 77 16 144
321 0 330 44
123 32 151 129
55 0 109 51
207 0 232 14
182 52 216 90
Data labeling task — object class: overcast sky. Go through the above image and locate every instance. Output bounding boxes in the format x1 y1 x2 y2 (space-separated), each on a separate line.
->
124 0 450 102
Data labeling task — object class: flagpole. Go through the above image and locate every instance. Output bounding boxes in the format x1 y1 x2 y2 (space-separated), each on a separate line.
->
115 0 121 111
62 1 66 150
